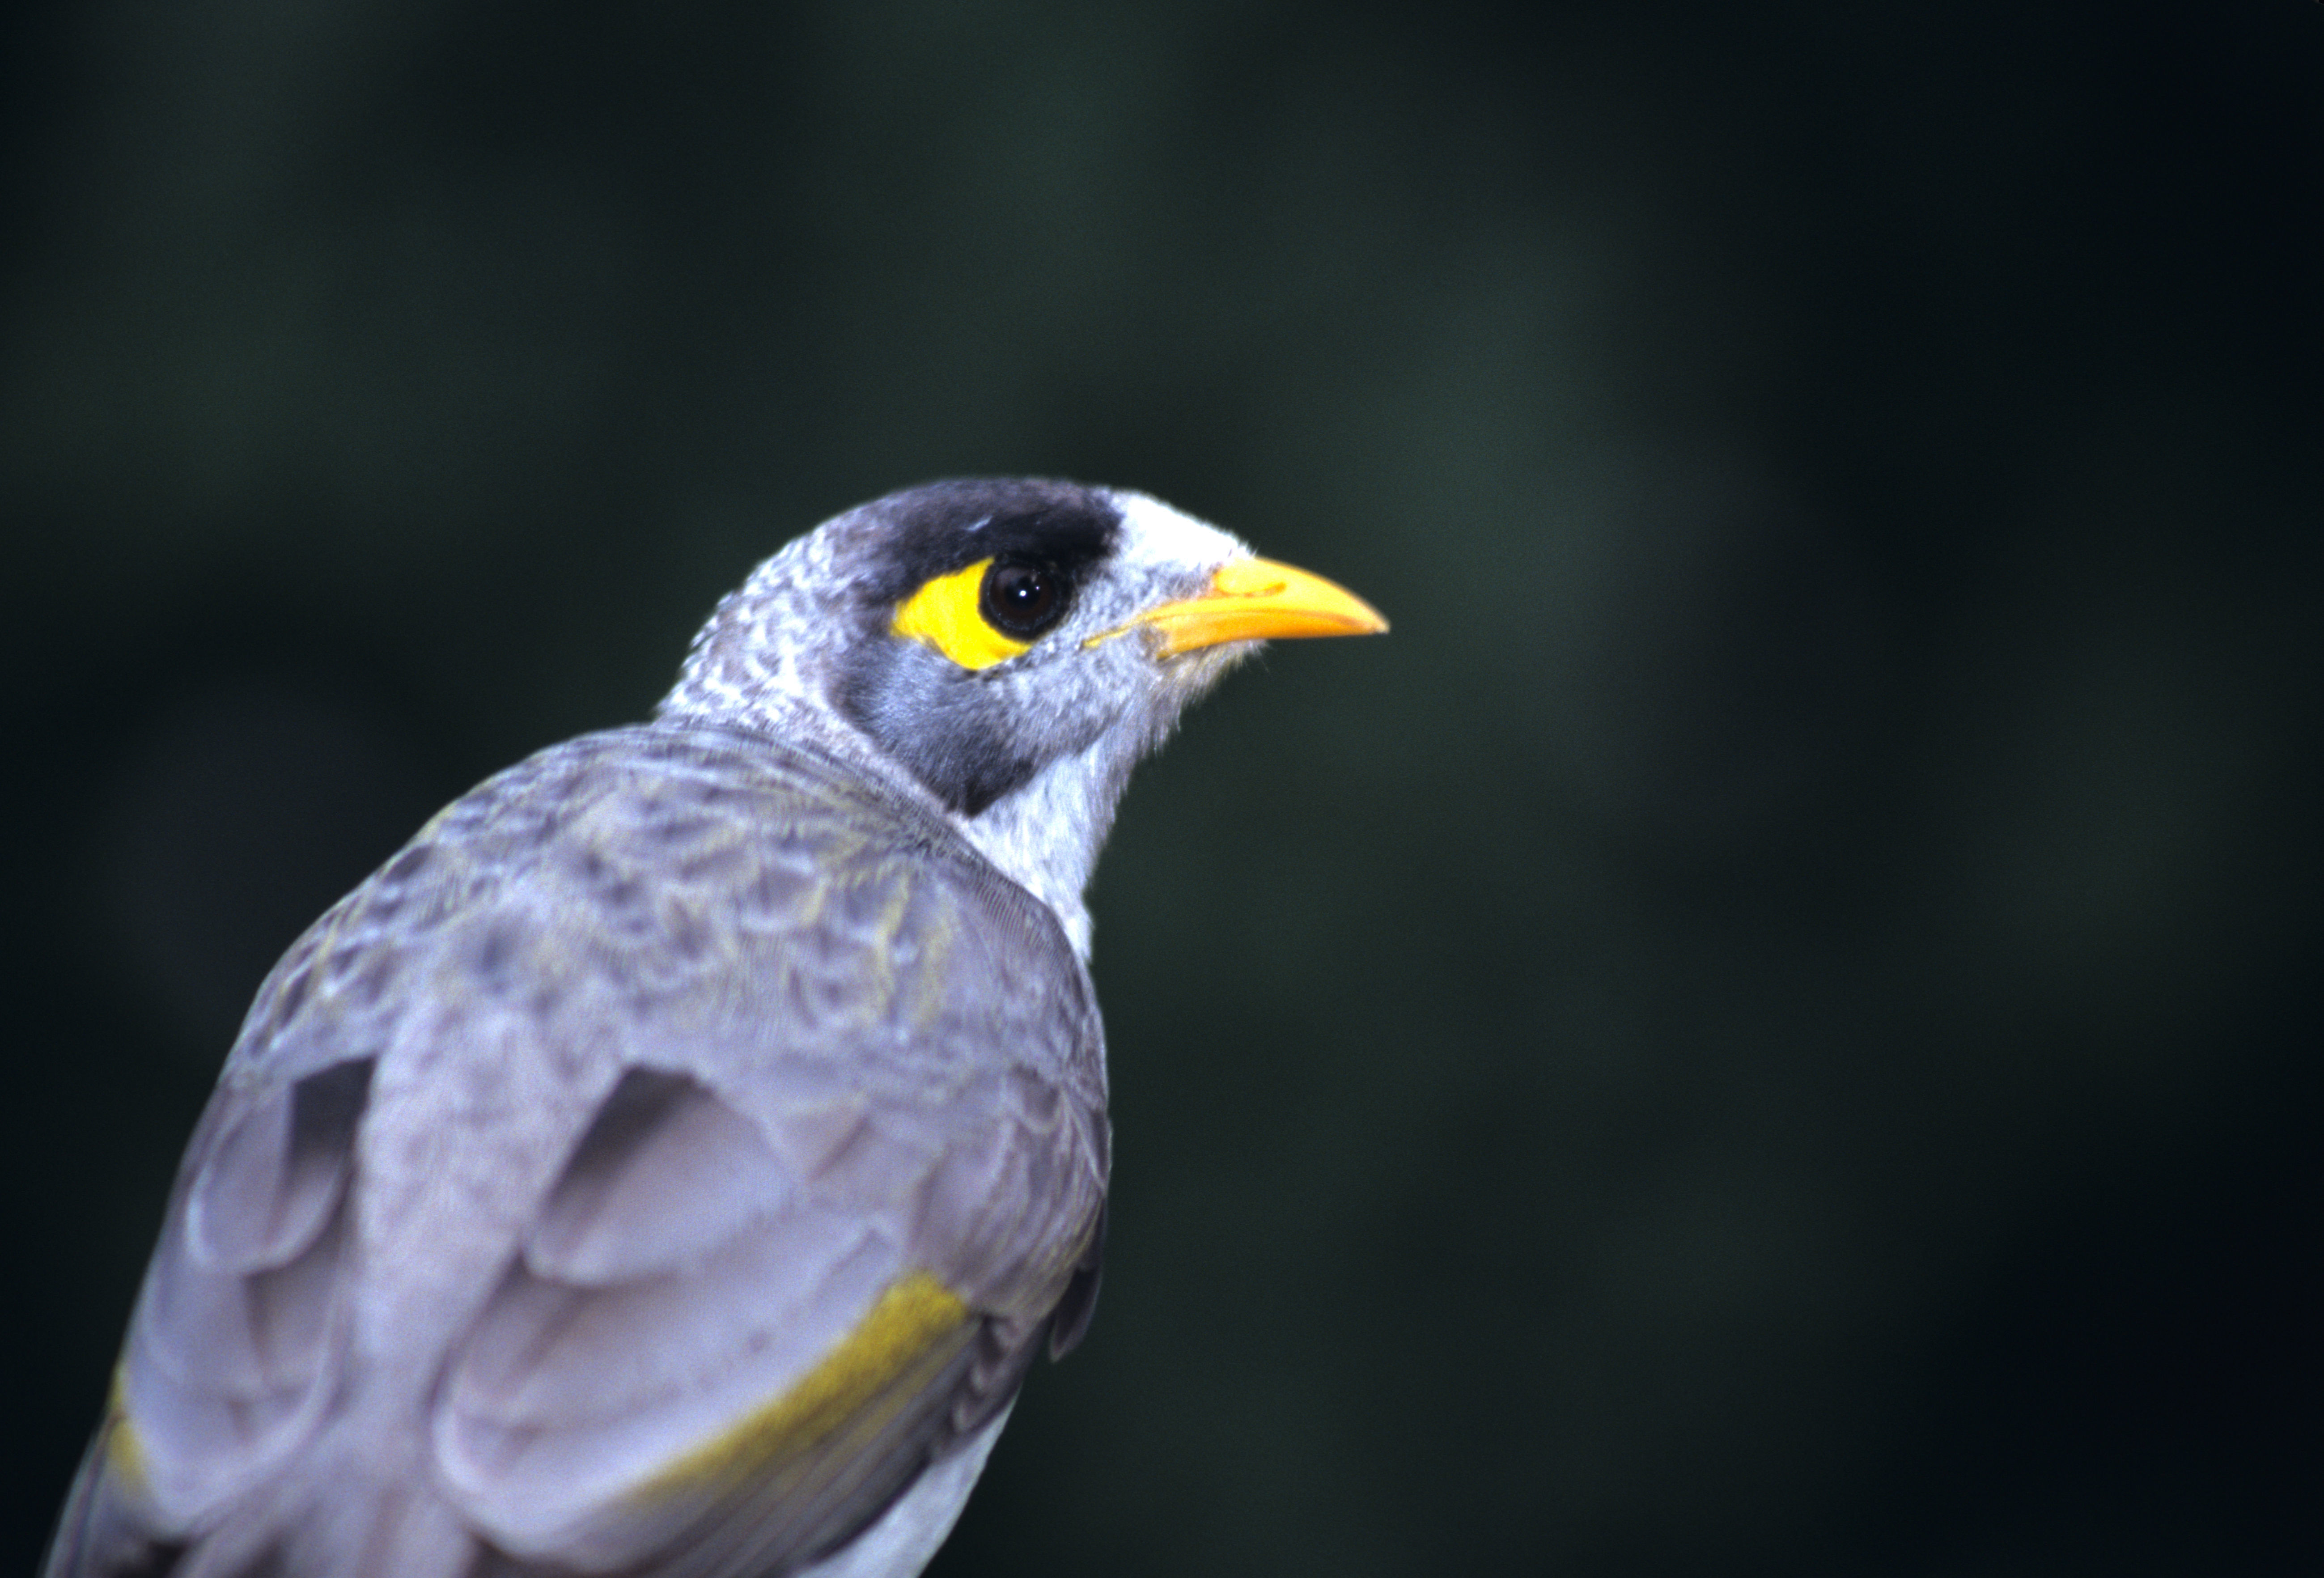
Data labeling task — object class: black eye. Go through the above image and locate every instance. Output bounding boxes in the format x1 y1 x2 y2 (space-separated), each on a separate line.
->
980 559 1068 638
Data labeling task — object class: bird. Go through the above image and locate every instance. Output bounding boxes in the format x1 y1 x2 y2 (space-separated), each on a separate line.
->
45 477 1387 1578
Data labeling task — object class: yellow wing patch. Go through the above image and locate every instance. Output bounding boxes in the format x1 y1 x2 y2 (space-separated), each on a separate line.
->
633 1273 972 1498
104 1366 149 1495
891 560 1030 671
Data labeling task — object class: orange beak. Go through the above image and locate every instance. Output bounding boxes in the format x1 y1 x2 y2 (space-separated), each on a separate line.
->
1124 557 1388 658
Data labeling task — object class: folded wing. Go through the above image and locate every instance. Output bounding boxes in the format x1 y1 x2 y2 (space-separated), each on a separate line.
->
52 727 1109 1578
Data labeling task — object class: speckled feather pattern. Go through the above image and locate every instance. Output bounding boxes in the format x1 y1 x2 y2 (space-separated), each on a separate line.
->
71 724 1107 1578
47 479 1274 1578
659 486 1253 954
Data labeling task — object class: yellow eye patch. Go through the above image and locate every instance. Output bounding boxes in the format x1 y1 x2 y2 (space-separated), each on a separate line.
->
891 558 1031 670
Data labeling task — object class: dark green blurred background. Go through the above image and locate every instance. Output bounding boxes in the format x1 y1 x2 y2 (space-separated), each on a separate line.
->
5 3 2319 1574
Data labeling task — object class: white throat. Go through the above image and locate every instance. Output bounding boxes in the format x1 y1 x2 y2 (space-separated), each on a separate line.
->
950 738 1135 960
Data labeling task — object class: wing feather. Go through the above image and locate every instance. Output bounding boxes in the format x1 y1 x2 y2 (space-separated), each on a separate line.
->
522 1069 800 1283
50 726 1107 1578
183 1059 368 1274
115 1060 373 1524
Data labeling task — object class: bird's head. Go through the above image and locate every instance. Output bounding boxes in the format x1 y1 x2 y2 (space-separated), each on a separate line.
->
660 478 1385 951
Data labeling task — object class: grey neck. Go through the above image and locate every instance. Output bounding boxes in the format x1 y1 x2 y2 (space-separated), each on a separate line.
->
654 679 1118 963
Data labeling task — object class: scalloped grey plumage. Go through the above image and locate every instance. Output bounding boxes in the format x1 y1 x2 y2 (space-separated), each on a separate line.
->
43 479 1296 1578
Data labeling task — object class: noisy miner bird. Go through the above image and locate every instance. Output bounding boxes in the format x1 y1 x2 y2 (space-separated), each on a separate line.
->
46 478 1386 1578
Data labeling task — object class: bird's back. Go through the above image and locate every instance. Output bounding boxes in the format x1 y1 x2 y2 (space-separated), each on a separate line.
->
49 722 1109 1578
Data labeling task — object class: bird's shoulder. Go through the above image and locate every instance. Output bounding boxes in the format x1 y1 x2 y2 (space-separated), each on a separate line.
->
233 721 1088 1075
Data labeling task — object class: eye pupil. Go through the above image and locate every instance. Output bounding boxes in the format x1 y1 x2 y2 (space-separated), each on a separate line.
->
980 560 1066 637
